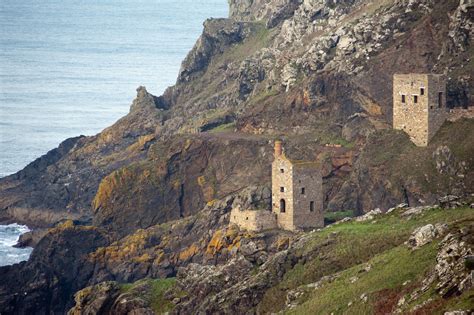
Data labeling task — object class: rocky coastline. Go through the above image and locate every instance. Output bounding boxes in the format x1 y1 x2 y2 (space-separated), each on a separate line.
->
0 0 473 313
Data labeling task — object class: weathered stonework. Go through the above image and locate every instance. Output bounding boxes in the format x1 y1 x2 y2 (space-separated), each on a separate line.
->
229 141 323 232
271 141 324 231
393 74 447 147
229 208 277 232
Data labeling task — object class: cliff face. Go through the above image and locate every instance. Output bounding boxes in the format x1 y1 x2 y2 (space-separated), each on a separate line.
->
0 0 473 313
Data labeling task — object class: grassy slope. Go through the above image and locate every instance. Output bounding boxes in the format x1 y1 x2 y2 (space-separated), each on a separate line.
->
258 206 474 314
120 278 176 314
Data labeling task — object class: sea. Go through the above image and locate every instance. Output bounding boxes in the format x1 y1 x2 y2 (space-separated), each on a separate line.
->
0 0 228 266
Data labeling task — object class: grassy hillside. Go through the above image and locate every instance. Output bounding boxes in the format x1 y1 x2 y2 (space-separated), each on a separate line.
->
111 205 473 314
257 206 474 314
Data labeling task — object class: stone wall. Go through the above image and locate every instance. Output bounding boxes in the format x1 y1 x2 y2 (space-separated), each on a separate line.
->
428 75 448 142
272 156 295 230
393 74 430 146
229 208 277 232
393 74 447 147
272 154 324 231
292 165 324 230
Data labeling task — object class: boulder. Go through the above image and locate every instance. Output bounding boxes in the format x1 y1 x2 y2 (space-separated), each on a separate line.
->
401 206 438 219
355 208 382 222
407 223 448 249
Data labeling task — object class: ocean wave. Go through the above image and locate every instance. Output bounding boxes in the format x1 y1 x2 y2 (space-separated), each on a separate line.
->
0 223 33 266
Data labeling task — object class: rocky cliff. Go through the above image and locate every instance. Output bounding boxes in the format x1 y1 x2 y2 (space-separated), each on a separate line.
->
0 0 473 313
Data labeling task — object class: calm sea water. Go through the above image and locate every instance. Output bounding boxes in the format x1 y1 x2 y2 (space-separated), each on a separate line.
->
0 0 228 178
0 0 227 265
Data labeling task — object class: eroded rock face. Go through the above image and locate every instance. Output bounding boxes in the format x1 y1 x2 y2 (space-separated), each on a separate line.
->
435 226 473 297
0 224 109 314
232 185 272 211
172 249 299 314
173 257 254 313
68 280 158 315
91 135 273 237
229 0 298 24
433 146 458 176
68 282 122 315
178 18 245 83
0 86 164 227
87 185 286 285
0 0 473 312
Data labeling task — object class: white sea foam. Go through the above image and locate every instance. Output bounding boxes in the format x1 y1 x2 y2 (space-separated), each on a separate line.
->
0 224 33 267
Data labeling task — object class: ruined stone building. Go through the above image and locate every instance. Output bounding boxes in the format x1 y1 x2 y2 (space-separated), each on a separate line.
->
393 74 447 146
271 141 324 231
229 141 324 232
229 207 277 232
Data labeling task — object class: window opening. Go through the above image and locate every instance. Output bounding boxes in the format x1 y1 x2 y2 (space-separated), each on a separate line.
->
280 199 286 213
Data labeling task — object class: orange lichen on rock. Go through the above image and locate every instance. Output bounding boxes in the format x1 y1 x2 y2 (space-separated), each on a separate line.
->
89 228 152 263
197 175 216 202
178 243 200 262
275 236 290 251
206 230 224 255
303 89 311 106
126 134 156 152
132 253 152 264
92 163 168 212
58 219 75 229
92 168 133 210
206 227 252 257
197 176 206 187
153 250 165 265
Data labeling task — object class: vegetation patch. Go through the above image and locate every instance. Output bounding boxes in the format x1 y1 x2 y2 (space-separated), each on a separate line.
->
257 206 474 313
208 122 236 133
324 210 354 224
288 243 437 314
120 278 176 314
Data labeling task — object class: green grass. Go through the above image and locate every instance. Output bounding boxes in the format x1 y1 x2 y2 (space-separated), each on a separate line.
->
288 243 438 314
439 288 474 314
217 22 273 64
208 122 236 133
246 88 280 107
324 210 355 224
257 206 474 313
120 278 176 314
149 278 176 313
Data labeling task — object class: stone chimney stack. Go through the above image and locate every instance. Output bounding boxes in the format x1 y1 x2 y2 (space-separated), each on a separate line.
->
274 140 283 157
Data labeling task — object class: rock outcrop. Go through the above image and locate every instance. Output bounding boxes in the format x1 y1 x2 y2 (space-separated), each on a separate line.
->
407 223 448 249
0 223 109 314
435 226 473 297
0 0 473 313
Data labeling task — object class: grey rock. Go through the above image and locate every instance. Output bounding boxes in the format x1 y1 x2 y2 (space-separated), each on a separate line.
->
355 208 382 222
401 205 438 218
408 224 437 248
435 227 473 297
433 146 458 176
68 282 121 315
178 19 244 83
